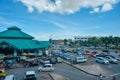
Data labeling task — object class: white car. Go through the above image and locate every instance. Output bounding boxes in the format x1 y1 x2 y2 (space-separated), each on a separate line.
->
38 64 54 72
106 56 118 64
24 71 37 80
96 57 109 64
40 58 50 64
73 56 87 64
4 75 16 80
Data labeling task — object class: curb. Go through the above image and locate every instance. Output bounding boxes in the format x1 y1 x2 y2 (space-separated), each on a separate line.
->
48 73 54 80
49 73 70 80
63 61 107 78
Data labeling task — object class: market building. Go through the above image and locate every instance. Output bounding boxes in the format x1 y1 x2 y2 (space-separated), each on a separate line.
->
0 26 51 58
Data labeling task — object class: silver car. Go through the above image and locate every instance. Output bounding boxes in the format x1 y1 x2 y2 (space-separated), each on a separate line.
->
96 57 109 64
73 56 87 64
106 56 118 64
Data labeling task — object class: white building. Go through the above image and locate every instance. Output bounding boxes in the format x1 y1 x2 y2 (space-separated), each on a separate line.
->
74 36 90 41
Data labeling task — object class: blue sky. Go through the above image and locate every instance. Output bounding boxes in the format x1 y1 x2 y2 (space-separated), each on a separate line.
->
0 0 120 40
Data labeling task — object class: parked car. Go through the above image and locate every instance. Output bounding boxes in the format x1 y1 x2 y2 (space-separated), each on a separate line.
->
0 60 6 68
109 55 120 61
49 57 57 64
53 52 62 57
56 57 63 63
95 53 107 58
4 74 16 80
38 64 54 72
23 58 39 67
73 56 87 64
0 69 6 78
96 57 109 64
63 54 73 60
106 56 118 64
40 58 50 64
24 71 37 80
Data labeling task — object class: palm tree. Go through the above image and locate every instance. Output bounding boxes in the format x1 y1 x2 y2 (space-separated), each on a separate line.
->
100 36 111 50
87 37 101 49
113 36 120 47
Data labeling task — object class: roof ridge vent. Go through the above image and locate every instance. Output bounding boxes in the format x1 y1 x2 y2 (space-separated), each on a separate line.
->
7 26 21 30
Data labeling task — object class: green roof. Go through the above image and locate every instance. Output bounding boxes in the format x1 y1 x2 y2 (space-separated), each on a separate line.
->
0 26 34 39
0 39 51 50
0 26 51 49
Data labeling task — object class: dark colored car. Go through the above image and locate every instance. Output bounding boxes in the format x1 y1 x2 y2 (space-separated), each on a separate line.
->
49 57 57 64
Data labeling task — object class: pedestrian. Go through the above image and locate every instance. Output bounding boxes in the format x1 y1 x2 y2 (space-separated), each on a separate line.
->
70 59 73 65
112 76 116 80
99 73 103 80
45 49 49 57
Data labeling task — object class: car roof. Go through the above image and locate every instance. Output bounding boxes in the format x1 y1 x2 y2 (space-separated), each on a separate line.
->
44 64 52 66
97 57 105 59
26 71 35 75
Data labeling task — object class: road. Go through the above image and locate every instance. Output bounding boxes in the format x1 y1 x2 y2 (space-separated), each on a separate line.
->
6 66 52 80
54 63 98 80
98 62 120 79
6 59 120 80
6 63 98 80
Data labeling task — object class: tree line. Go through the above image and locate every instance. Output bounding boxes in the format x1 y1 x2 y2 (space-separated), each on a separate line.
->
63 36 120 50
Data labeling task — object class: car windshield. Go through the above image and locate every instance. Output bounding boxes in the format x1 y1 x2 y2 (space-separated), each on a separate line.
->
44 65 51 67
25 77 36 80
26 74 35 77
76 57 83 60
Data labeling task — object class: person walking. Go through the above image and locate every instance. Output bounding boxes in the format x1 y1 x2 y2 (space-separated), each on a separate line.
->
99 73 103 80
70 58 74 65
112 76 116 80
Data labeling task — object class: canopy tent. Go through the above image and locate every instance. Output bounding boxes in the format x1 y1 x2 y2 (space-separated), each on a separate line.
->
20 56 27 60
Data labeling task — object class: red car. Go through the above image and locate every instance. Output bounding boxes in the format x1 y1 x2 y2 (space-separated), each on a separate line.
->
0 60 6 68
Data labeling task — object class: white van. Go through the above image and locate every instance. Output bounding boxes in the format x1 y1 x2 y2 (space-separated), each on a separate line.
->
4 75 16 80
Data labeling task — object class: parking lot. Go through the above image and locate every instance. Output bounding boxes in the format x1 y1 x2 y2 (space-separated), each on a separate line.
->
1 47 120 80
6 65 52 80
43 47 120 80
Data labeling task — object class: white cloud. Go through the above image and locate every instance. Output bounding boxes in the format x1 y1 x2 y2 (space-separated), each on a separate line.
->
42 19 68 29
90 7 100 13
101 3 113 12
18 0 120 14
28 6 34 12
52 22 67 29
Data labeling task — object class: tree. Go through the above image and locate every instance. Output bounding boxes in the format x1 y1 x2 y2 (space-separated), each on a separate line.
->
113 36 120 47
49 38 52 43
87 37 101 49
63 39 68 46
100 37 110 50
